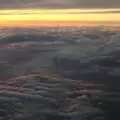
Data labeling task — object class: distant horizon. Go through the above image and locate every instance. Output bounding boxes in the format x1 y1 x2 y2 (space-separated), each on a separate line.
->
0 21 120 28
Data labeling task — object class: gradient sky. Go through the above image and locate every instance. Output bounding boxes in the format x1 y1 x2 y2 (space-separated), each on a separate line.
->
0 0 120 27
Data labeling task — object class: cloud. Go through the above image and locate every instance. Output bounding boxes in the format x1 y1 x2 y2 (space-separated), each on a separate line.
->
0 74 100 119
63 0 120 8
0 10 120 15
54 38 120 91
0 0 120 9
0 32 118 120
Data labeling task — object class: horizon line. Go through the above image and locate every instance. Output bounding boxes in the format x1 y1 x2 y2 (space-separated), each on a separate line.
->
0 21 120 27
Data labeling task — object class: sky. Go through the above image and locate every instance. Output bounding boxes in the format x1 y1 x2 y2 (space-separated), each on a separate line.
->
0 0 120 27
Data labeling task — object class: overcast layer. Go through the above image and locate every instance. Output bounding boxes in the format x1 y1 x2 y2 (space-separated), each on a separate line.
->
0 0 120 9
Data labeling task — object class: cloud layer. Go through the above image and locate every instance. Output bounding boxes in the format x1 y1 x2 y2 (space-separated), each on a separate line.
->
0 0 120 9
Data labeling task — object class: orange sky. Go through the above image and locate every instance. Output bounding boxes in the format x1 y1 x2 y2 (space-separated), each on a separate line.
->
1 21 120 27
0 9 120 27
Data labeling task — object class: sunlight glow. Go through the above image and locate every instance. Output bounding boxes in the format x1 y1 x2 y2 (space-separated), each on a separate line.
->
0 9 120 27
0 14 120 21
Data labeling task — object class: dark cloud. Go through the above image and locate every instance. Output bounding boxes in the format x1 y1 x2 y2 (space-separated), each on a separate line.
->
0 0 120 9
0 32 120 119
53 38 120 91
0 76 101 120
65 0 120 8
0 34 66 79
0 0 67 9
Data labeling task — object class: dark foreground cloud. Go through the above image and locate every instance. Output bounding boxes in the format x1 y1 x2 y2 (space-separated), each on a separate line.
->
0 33 120 119
0 0 120 9
0 76 102 120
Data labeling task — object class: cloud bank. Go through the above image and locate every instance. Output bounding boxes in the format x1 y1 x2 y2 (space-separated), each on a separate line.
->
0 0 120 9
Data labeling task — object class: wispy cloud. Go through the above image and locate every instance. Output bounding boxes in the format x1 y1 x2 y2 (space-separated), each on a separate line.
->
0 9 120 15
